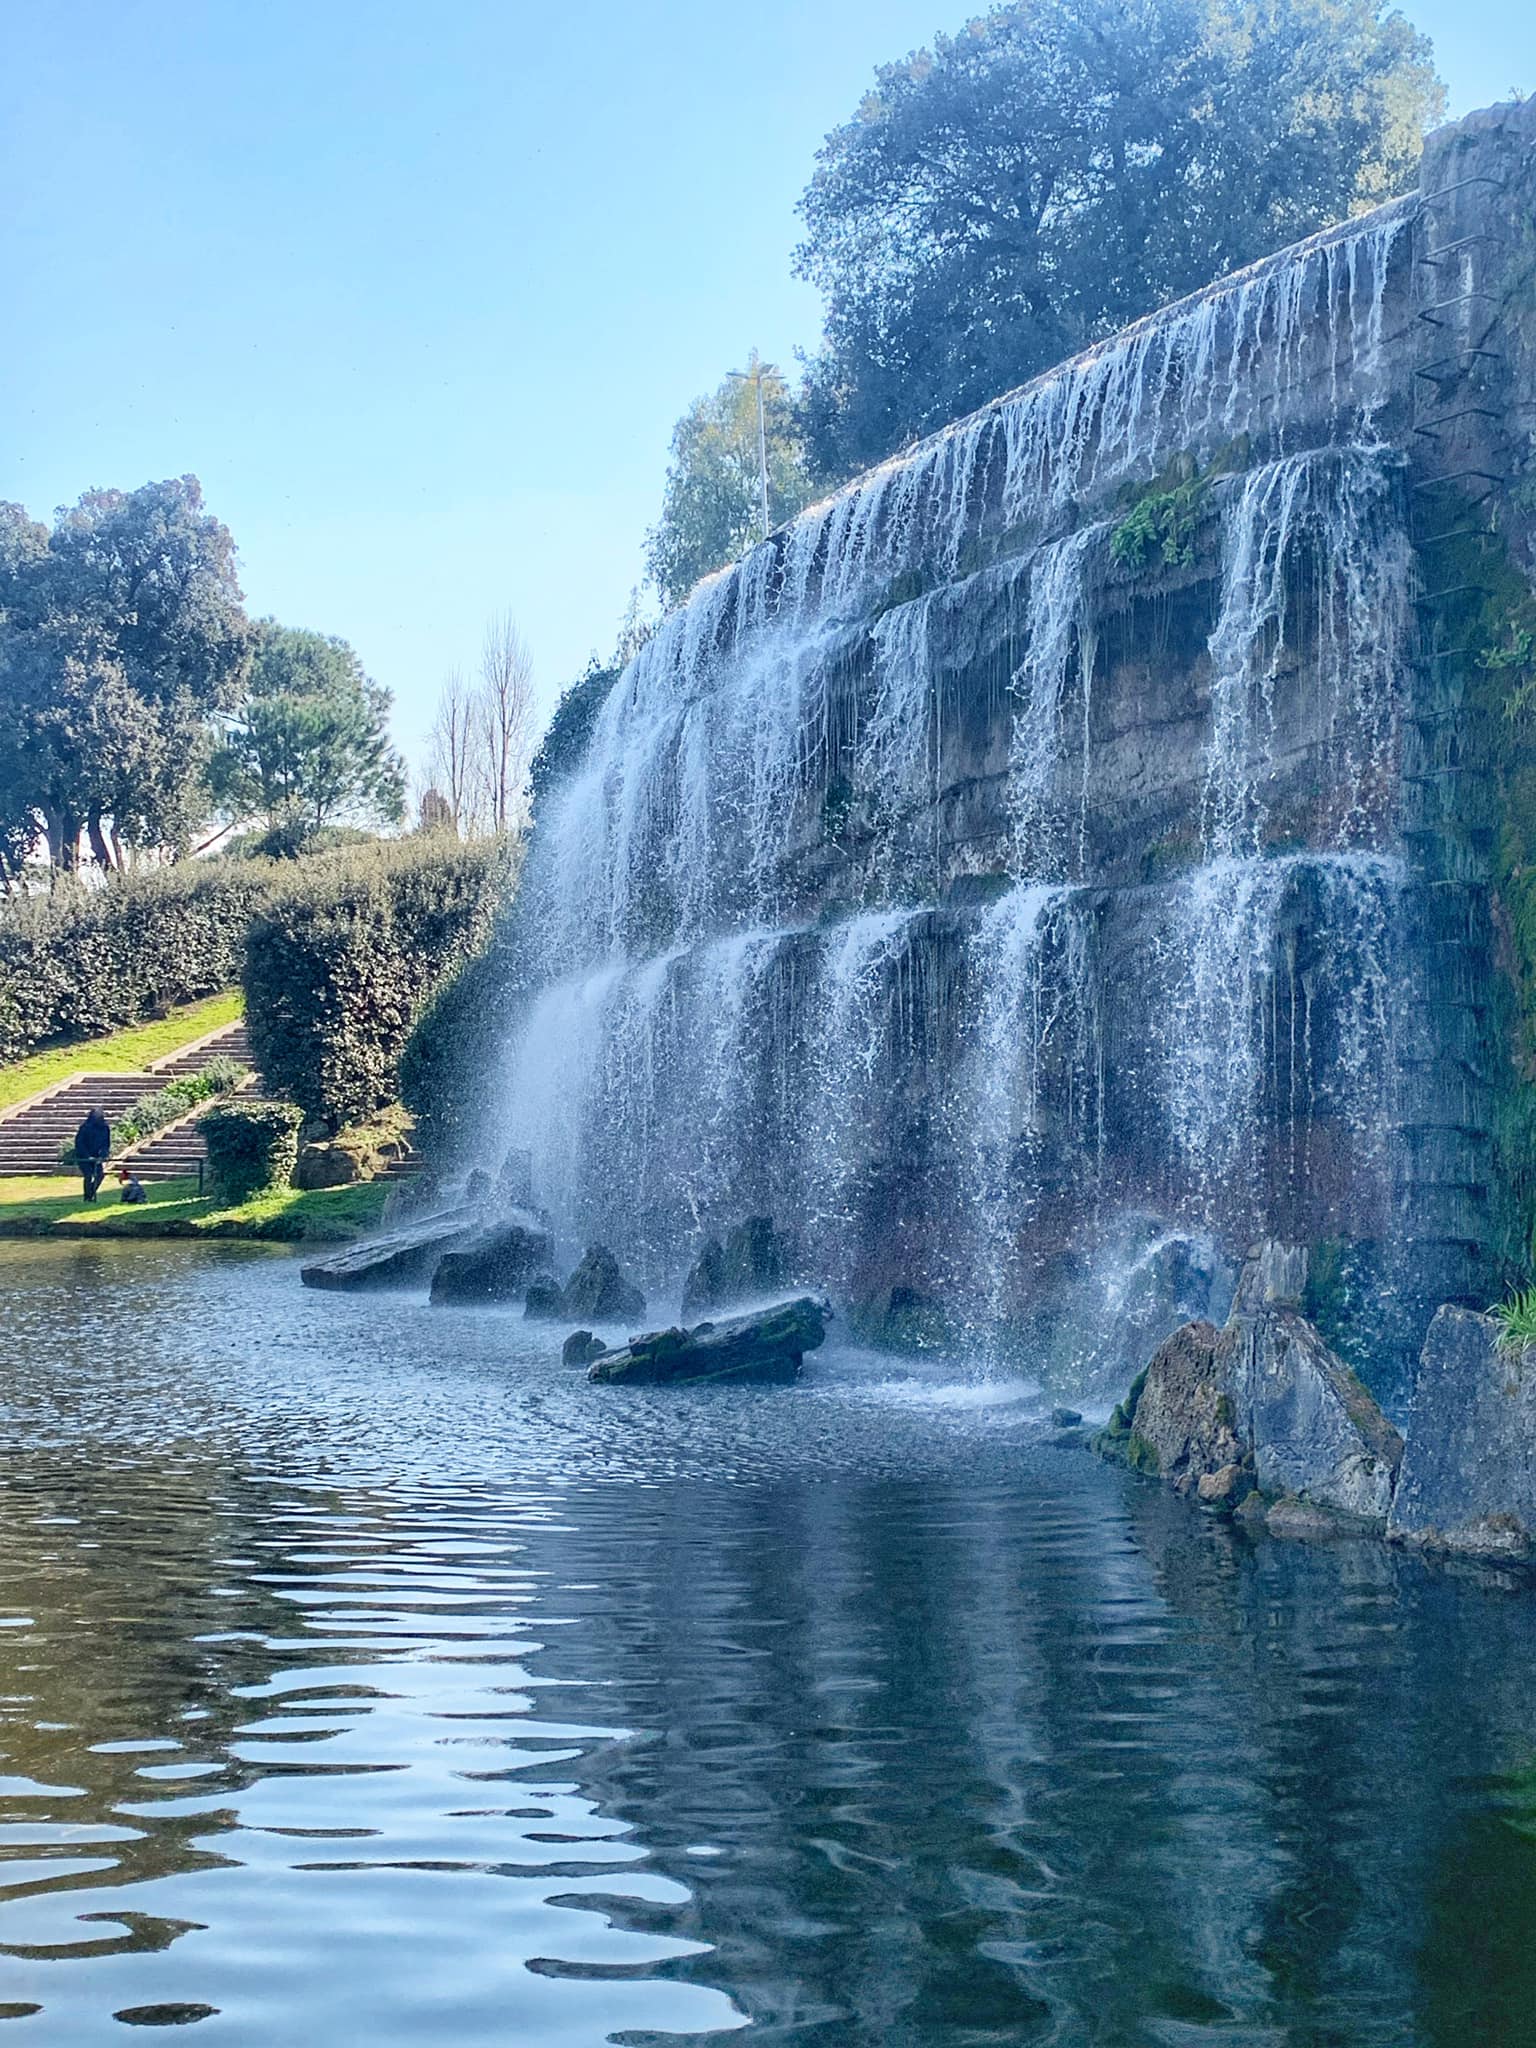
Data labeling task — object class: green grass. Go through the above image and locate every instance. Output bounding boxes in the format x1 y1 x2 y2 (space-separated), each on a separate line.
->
0 993 245 1115
0 1171 388 1243
1491 1288 1536 1354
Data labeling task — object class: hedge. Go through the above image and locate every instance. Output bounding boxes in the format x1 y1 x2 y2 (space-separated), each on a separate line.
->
242 838 513 1130
199 1101 302 1202
0 862 269 1064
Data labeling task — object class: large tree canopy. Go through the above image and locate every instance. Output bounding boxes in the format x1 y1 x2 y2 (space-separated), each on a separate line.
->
211 621 406 841
0 477 251 871
645 355 816 609
794 0 1444 479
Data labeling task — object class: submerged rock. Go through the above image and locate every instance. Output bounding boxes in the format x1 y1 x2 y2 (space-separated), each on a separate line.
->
589 1296 830 1386
300 1209 478 1291
1388 1307 1536 1559
561 1245 646 1322
562 1329 608 1367
429 1218 554 1305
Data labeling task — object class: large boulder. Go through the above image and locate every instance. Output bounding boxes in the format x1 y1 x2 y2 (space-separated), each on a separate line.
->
1095 1242 1403 1528
293 1136 375 1190
1388 1307 1536 1559
560 1245 646 1322
300 1209 478 1291
1094 1320 1243 1490
588 1296 829 1387
429 1217 554 1305
1227 1306 1402 1523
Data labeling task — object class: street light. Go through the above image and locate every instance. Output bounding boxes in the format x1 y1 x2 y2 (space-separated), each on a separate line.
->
728 358 772 544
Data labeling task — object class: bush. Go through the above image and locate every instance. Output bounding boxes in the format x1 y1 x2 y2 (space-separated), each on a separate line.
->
243 838 513 1130
199 1101 302 1202
0 862 270 1064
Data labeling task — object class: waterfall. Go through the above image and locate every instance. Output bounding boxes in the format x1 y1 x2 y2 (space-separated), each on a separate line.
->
497 192 1424 1353
1203 447 1410 857
1158 853 1402 1229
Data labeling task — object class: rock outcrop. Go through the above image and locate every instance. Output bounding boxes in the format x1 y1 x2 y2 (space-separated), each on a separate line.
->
588 1297 829 1386
1096 1242 1402 1528
428 1218 554 1305
1387 1307 1536 1559
1227 1305 1403 1523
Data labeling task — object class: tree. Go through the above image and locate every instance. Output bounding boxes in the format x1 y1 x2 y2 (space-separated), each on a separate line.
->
423 618 537 838
427 667 486 836
478 614 535 834
794 0 1444 478
645 353 817 609
211 621 405 839
0 477 251 870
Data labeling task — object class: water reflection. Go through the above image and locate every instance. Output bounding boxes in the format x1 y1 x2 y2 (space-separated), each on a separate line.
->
1 1242 1535 2043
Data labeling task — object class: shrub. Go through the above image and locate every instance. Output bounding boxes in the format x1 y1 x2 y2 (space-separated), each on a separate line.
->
400 932 519 1161
0 861 270 1064
242 838 513 1130
199 1101 302 1202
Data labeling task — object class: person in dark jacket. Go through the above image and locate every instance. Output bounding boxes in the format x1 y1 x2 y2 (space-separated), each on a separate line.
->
115 1166 146 1205
74 1108 111 1201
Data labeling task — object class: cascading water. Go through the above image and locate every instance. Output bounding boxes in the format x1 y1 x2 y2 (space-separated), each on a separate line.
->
501 190 1424 1365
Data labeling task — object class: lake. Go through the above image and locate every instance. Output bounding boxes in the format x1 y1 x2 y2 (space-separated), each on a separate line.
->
1 1238 1533 2045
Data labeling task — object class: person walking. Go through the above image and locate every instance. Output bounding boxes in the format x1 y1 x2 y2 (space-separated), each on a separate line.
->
74 1107 111 1201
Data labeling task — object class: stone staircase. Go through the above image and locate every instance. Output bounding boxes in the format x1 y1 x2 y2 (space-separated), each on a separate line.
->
0 1021 256 1183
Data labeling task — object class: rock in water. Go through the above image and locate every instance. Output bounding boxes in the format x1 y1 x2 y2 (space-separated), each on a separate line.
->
524 1279 566 1320
1388 1307 1536 1559
562 1330 608 1367
1227 1304 1402 1523
1094 1241 1402 1529
588 1297 829 1386
680 1239 728 1317
429 1218 554 1305
300 1209 479 1291
561 1245 646 1322
681 1216 793 1315
1094 1321 1241 1487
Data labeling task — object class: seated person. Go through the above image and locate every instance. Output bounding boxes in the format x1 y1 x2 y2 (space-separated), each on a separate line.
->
115 1166 147 1205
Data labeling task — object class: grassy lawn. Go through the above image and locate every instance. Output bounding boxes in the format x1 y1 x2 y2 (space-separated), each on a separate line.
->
0 1171 389 1243
0 992 245 1116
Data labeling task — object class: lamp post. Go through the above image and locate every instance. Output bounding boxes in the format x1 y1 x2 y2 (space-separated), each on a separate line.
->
728 358 772 543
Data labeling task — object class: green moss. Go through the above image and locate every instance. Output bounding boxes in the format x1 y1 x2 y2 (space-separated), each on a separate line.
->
1124 1431 1162 1476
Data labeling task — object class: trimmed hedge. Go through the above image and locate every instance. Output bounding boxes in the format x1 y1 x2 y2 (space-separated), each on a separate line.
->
0 863 269 1064
243 838 513 1130
199 1101 302 1202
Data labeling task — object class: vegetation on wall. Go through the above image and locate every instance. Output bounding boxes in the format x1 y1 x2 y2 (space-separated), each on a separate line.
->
1109 470 1210 572
243 837 512 1130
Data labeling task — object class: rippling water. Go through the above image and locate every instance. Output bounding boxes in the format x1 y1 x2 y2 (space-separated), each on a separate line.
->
3 1241 1536 2044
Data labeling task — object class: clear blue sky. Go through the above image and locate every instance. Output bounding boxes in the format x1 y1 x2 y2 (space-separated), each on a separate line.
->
4 1 1530 769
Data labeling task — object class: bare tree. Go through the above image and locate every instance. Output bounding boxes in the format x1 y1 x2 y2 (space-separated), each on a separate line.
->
477 614 536 834
427 667 485 836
